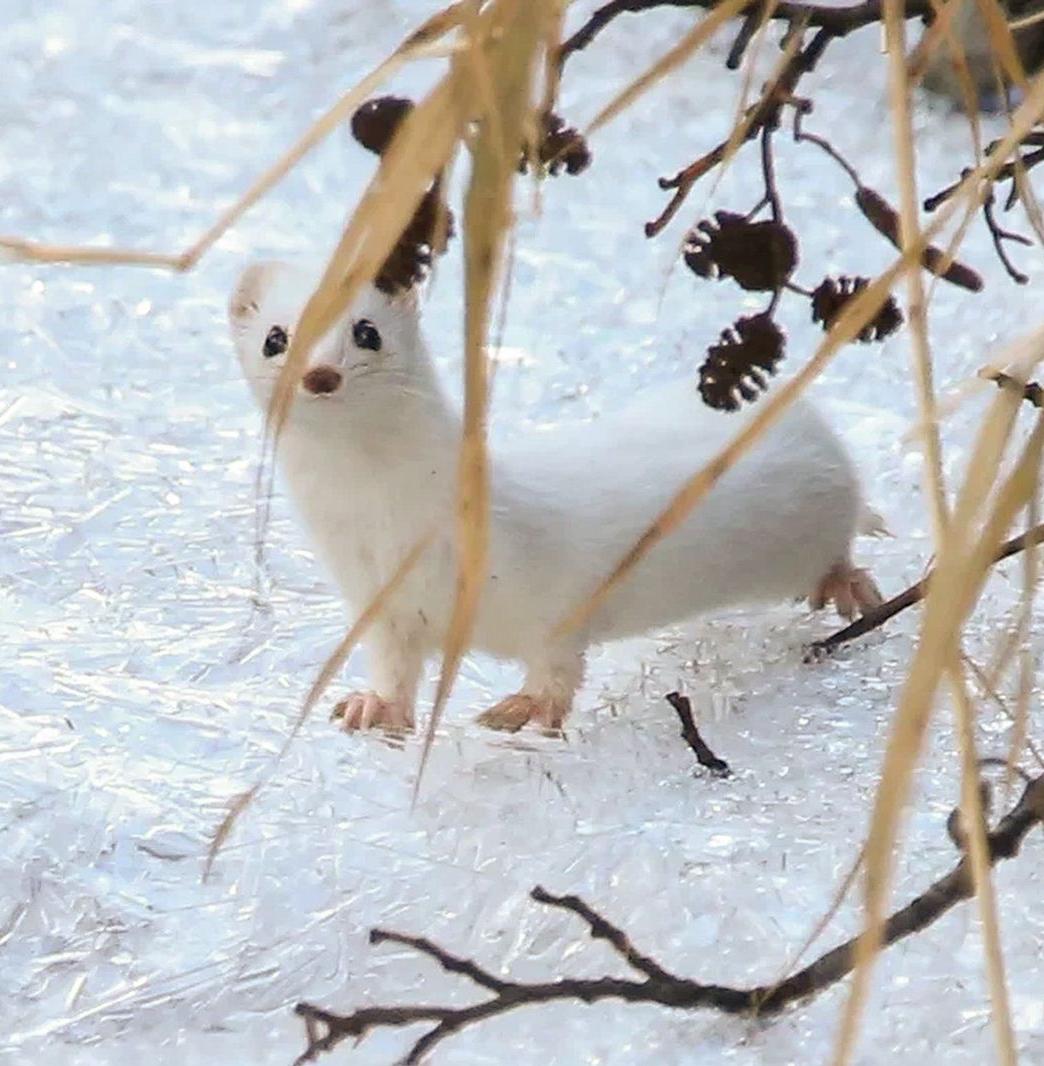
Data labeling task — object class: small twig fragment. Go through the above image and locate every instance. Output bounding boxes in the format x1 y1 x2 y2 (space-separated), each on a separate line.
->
807 519 1044 656
664 692 732 775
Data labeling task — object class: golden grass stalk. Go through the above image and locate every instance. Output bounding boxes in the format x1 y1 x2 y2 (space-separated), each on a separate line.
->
916 0 984 178
883 1 949 535
0 3 465 271
1009 5 1044 30
265 66 470 433
719 0 785 159
585 0 754 138
831 377 1044 1065
203 532 433 879
417 0 555 792
712 6 804 196
555 69 1044 640
974 0 1029 89
950 662 1018 1066
0 240 183 269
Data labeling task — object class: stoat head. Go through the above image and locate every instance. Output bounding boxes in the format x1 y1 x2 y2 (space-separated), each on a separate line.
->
228 259 427 415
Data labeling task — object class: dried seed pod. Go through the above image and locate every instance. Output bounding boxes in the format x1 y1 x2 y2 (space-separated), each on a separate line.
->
519 111 592 176
810 276 904 342
699 313 785 411
351 96 414 155
854 185 983 292
684 211 798 292
374 181 455 296
351 96 455 295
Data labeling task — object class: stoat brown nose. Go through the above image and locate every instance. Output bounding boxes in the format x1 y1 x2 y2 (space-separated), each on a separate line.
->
301 366 343 395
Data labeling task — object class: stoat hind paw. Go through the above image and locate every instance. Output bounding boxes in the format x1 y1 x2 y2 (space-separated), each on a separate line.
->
809 562 884 621
332 691 414 733
476 694 566 734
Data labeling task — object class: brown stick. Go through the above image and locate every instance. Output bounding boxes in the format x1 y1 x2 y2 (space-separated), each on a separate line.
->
665 692 732 775
808 520 1044 658
293 774 1044 1063
558 0 936 69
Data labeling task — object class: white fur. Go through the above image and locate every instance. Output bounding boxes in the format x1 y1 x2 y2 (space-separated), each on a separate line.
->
230 261 869 729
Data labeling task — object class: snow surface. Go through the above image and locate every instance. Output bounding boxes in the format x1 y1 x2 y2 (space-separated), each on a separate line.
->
1 1 1043 1064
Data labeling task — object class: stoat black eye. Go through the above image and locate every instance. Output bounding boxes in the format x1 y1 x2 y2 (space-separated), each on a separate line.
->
352 318 382 352
263 325 288 359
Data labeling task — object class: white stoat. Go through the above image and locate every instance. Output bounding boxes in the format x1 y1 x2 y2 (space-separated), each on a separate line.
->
229 260 881 733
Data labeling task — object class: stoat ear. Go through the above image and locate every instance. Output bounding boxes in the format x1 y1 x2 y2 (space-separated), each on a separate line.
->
387 285 420 312
228 260 286 324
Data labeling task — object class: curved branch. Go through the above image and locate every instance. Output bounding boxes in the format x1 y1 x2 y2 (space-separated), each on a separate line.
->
294 775 1044 1062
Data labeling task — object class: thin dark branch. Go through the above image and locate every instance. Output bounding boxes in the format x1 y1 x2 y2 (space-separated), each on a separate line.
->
726 11 760 70
983 196 1032 285
793 115 861 186
760 127 783 222
558 0 936 69
807 519 1044 657
645 28 830 237
531 885 684 982
924 138 1044 212
294 775 1044 1062
369 929 509 993
665 692 732 775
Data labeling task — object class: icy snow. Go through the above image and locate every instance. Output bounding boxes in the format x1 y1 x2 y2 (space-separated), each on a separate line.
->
1 1 1042 1064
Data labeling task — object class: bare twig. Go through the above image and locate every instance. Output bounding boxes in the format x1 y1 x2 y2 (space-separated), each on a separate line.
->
645 29 830 237
294 773 1044 1062
983 195 1033 285
664 692 732 775
808 519 1044 657
558 0 937 69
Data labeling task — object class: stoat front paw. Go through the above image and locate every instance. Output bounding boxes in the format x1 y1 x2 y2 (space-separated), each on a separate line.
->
332 691 414 733
809 561 884 620
476 694 566 734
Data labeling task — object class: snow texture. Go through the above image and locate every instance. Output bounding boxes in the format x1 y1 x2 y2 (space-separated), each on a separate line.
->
1 1 1042 1064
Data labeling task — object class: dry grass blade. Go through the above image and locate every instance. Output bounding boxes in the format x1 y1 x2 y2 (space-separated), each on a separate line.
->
203 534 432 879
964 653 1044 769
555 68 1044 641
908 0 983 160
585 0 753 137
974 0 1029 89
712 5 802 198
832 394 1044 1066
416 0 553 794
771 844 866 986
1009 6 1044 30
949 664 1018 1066
884 0 949 543
0 4 464 271
177 10 463 271
203 785 261 883
0 240 182 269
266 68 471 438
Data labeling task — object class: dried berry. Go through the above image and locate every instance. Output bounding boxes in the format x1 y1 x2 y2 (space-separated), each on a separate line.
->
699 313 785 411
519 111 592 176
351 96 414 155
684 212 798 292
810 276 904 342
